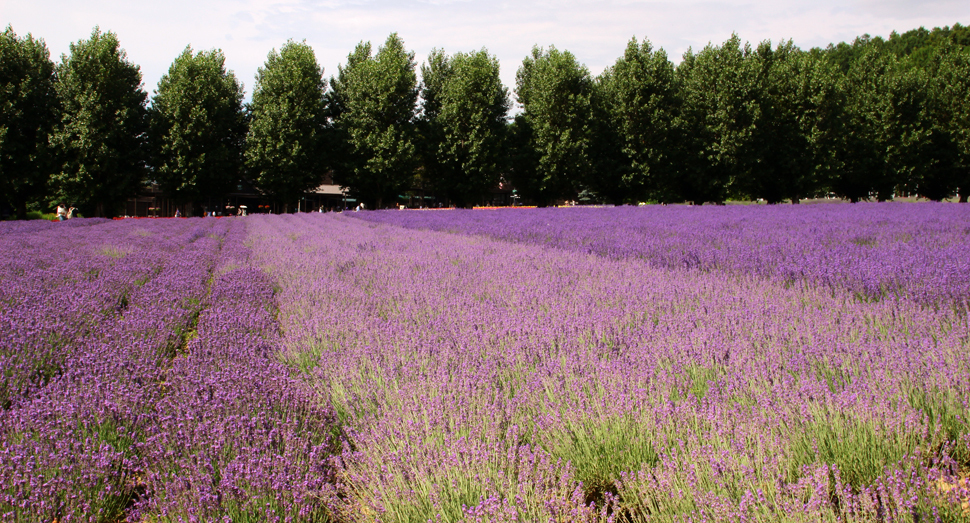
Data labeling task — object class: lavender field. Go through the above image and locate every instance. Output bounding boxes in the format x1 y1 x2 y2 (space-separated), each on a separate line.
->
2 205 969 522
355 204 970 306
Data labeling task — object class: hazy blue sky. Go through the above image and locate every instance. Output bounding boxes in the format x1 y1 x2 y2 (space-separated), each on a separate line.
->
4 0 967 104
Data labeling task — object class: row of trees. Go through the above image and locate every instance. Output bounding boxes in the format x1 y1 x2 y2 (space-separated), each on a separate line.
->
519 31 970 205
2 25 969 218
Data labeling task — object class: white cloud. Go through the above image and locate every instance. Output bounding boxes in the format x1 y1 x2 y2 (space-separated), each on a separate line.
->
5 0 965 104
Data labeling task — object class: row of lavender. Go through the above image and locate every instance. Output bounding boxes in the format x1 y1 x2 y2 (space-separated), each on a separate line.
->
251 213 968 522
353 203 970 306
134 217 340 521
1 218 221 520
1 218 339 521
0 218 219 413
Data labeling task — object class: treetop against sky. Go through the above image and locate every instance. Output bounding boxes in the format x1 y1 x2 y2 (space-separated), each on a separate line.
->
5 0 966 102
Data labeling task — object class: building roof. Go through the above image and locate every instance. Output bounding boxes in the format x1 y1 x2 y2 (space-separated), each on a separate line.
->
312 184 349 196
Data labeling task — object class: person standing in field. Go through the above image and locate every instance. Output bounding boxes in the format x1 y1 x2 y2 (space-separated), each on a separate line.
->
56 203 67 221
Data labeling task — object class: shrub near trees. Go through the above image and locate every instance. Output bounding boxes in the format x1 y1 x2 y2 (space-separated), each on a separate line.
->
2 24 970 216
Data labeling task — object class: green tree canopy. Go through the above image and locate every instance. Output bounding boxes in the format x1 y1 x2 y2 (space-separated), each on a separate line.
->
0 26 57 219
585 70 632 205
882 64 946 200
150 46 247 214
823 24 970 72
50 27 148 218
931 44 970 201
245 40 327 211
514 45 592 206
594 37 677 204
676 34 756 204
418 48 509 208
830 46 900 202
330 33 419 209
816 41 964 203
741 41 842 203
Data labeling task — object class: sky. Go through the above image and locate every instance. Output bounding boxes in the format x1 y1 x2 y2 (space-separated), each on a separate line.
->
3 0 967 105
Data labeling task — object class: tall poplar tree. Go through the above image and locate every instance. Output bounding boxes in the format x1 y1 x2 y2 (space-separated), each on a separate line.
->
0 26 56 219
330 33 418 209
832 46 896 202
676 35 757 204
915 42 969 201
245 40 327 211
586 71 633 204
151 47 247 215
595 38 677 203
419 48 509 208
940 45 970 202
514 45 592 206
50 27 148 218
742 42 842 203
884 65 943 200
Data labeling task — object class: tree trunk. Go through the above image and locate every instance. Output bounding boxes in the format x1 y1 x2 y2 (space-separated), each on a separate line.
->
16 199 27 221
